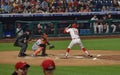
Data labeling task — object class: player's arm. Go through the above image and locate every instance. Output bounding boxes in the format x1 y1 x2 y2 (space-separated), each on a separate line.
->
64 28 69 33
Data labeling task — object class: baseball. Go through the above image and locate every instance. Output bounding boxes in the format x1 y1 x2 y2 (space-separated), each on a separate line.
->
97 54 101 57
93 57 97 60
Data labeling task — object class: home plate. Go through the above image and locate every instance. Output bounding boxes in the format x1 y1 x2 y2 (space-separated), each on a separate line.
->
59 56 84 59
75 56 84 59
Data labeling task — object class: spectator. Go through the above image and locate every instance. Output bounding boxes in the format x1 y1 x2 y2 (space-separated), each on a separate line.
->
98 22 103 33
41 0 48 12
0 0 119 14
73 0 79 7
113 0 119 11
93 22 103 34
107 13 117 33
93 22 98 34
118 0 120 6
111 23 117 33
7 1 14 13
101 5 111 12
41 59 56 75
66 0 73 7
103 22 109 33
12 61 30 75
23 0 30 9
67 6 74 12
45 23 54 34
34 23 43 35
107 13 112 20
100 15 108 26
79 7 84 12
91 14 99 33
83 5 91 12
1 2 9 13
91 14 98 21
116 24 120 32
30 0 36 6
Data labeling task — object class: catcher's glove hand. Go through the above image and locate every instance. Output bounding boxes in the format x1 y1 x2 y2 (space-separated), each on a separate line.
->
49 44 55 49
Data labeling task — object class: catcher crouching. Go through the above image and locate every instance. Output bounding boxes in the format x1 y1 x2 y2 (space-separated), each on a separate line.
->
32 33 55 56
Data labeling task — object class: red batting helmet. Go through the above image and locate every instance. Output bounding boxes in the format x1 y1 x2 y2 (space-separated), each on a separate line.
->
72 23 77 28
41 59 55 71
15 61 30 70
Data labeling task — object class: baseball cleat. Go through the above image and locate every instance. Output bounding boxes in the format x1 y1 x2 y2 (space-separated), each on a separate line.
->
23 53 27 56
18 53 26 57
88 55 93 57
65 55 68 59
40 53 48 56
18 55 25 57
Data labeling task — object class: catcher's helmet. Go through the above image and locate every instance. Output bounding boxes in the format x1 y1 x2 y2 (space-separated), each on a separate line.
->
72 23 77 28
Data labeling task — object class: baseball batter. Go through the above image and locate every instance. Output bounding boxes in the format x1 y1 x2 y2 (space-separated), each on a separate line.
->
64 23 93 58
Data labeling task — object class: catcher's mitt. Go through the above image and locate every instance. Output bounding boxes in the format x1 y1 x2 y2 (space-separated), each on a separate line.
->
49 44 55 49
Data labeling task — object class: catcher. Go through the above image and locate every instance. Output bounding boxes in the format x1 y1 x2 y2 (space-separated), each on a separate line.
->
32 33 54 56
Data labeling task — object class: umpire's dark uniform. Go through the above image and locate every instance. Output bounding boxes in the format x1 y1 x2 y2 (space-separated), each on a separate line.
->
14 30 30 57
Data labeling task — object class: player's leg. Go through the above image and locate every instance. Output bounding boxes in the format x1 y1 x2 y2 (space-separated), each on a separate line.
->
33 47 43 56
65 40 74 58
41 44 48 56
32 44 46 56
78 39 93 57
18 42 27 57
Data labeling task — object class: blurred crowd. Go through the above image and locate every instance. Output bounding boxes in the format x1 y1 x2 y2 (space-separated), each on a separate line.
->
0 0 120 14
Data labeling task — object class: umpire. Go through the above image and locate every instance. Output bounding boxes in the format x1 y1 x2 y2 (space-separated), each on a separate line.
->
14 30 31 57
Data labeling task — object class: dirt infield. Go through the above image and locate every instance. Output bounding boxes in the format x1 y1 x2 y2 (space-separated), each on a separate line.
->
0 35 120 66
0 50 120 66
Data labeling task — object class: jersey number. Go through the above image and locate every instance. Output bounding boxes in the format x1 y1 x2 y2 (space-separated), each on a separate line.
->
74 29 78 35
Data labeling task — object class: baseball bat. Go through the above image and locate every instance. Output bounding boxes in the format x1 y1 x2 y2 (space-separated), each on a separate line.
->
67 24 71 28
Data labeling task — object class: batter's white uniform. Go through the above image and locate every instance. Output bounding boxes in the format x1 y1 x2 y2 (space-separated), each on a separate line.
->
32 39 42 51
66 28 84 49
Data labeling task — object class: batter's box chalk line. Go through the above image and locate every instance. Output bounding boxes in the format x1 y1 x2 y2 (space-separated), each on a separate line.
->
57 54 85 59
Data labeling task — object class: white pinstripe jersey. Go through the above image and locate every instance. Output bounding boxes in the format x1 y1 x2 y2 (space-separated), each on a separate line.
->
66 28 79 39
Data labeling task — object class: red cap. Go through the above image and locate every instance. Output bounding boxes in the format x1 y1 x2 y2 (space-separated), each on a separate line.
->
41 59 55 71
72 23 77 28
15 61 30 70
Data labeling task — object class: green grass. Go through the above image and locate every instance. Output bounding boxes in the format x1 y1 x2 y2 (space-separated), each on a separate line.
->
0 64 120 75
0 38 120 51
0 38 120 75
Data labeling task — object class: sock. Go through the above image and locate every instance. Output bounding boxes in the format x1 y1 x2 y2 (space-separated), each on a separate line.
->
66 48 70 56
82 48 89 55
